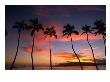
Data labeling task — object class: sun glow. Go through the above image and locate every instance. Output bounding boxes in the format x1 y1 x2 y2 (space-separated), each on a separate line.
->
67 59 93 63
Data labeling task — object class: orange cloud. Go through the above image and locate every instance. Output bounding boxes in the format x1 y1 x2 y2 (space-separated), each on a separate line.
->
34 31 58 46
23 47 49 54
80 48 96 58
80 47 104 60
57 34 102 42
83 47 97 51
23 47 32 53
34 32 102 46
22 47 102 66
57 52 76 60
30 23 103 46
54 52 94 63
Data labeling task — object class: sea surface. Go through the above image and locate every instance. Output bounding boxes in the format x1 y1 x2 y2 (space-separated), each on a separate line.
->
6 65 106 70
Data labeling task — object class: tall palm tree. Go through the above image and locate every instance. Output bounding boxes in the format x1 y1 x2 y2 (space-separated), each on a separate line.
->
10 21 26 70
26 18 44 70
93 19 106 56
44 26 57 70
63 24 83 70
82 24 98 70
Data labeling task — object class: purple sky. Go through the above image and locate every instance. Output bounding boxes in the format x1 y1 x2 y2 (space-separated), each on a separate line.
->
5 5 106 67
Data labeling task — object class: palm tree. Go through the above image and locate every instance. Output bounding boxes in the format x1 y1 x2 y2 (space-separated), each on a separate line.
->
44 26 57 70
10 21 26 70
26 18 44 70
93 19 106 56
63 24 83 70
82 24 98 70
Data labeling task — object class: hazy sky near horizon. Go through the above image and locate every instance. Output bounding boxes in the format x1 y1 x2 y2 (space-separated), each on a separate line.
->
5 5 106 66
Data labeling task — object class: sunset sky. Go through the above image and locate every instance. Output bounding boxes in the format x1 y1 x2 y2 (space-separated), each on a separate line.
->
5 5 106 67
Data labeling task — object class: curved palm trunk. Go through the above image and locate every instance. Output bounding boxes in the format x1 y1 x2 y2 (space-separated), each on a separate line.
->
49 37 52 70
86 33 98 70
31 33 35 70
10 32 21 70
103 35 106 56
71 38 83 70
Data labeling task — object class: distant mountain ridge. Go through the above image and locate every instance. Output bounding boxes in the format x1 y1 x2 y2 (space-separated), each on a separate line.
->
55 62 106 67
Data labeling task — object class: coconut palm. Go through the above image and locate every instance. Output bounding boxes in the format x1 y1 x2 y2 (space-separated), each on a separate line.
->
93 19 106 56
63 24 83 70
26 18 44 70
10 21 26 70
82 24 98 70
44 26 57 70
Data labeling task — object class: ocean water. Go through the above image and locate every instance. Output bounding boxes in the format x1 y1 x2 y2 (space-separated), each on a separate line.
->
6 65 106 70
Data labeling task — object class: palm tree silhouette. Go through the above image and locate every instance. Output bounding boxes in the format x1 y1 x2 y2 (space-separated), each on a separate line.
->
10 21 26 70
63 24 83 70
26 18 44 70
81 24 98 70
93 19 106 56
44 26 57 70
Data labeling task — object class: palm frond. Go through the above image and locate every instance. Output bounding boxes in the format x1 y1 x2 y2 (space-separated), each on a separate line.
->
54 34 57 39
93 19 106 36
82 25 91 34
25 25 32 30
31 29 35 37
81 32 86 35
63 32 68 36
72 30 79 35
44 34 48 39
13 21 27 34
94 31 98 36
44 27 57 39
38 24 44 31
63 24 78 37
